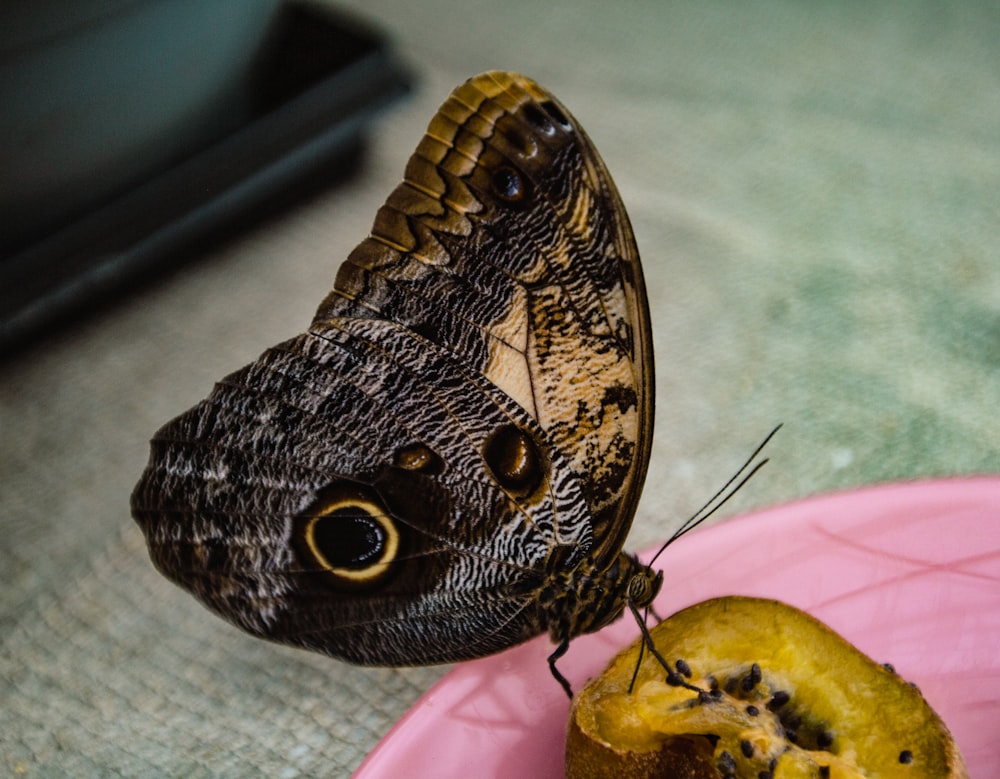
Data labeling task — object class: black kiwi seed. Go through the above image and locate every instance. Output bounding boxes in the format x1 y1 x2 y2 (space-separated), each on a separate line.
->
742 662 763 692
699 689 723 704
899 750 914 764
882 662 896 674
817 730 834 749
767 690 790 710
818 766 831 778
758 772 772 779
740 739 754 758
676 658 692 677
746 704 760 716
717 750 737 777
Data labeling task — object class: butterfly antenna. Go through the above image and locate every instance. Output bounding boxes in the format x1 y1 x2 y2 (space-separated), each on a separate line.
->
646 424 781 568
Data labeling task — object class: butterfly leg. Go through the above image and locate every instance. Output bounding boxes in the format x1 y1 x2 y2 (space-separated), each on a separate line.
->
547 639 573 698
627 601 702 693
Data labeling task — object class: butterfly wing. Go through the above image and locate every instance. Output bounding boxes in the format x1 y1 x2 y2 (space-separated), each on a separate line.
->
131 72 653 665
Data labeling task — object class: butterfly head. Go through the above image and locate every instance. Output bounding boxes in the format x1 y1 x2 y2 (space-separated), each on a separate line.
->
625 556 663 612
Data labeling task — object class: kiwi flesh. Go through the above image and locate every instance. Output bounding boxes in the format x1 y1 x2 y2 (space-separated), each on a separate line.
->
566 596 967 779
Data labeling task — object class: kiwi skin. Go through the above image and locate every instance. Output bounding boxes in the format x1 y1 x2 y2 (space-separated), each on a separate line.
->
565 596 968 779
566 727 715 779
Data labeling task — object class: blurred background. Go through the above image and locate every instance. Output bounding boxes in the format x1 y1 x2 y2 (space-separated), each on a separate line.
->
2 0 998 775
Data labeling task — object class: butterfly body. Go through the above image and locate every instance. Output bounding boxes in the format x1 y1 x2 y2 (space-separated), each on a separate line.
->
132 72 656 681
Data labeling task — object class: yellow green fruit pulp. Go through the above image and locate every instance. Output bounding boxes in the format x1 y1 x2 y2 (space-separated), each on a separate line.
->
566 596 967 779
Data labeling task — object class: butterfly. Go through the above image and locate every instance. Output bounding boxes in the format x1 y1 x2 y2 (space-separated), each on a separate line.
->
131 71 659 696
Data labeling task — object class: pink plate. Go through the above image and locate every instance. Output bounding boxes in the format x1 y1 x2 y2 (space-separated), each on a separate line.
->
355 478 1000 777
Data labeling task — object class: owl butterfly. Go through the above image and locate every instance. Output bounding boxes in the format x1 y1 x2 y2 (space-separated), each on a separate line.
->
131 71 658 696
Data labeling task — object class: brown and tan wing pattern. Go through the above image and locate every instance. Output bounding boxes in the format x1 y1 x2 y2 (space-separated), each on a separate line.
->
131 72 653 666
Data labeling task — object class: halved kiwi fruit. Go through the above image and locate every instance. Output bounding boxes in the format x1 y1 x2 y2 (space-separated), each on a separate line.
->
566 596 967 779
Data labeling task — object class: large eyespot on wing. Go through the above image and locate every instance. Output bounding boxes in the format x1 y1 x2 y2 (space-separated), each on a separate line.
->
482 423 546 501
292 483 402 591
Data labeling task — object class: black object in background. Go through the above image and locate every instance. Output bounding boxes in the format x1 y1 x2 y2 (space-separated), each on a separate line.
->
0 0 412 354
